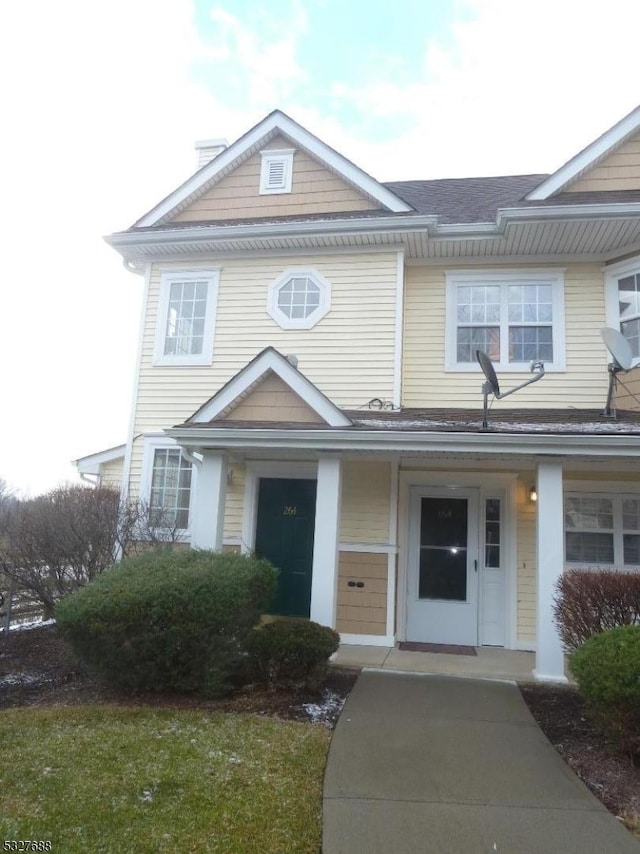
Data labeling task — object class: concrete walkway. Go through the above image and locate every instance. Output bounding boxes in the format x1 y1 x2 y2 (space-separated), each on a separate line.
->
323 671 638 853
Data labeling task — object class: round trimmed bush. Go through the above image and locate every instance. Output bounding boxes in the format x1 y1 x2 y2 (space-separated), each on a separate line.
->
55 549 278 697
570 625 640 756
246 618 340 690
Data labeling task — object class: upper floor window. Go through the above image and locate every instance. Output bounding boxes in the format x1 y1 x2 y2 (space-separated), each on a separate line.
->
267 269 331 329
153 270 219 366
606 258 640 358
565 492 640 567
445 270 566 372
259 149 295 195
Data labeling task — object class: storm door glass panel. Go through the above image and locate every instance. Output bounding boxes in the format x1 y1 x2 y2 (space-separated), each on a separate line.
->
485 498 501 568
419 497 468 601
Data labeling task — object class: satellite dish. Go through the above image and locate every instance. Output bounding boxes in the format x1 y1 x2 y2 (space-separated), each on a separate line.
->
476 350 545 429
600 327 637 417
601 327 633 371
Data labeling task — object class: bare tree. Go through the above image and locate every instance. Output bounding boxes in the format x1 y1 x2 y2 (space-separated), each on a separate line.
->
0 485 183 618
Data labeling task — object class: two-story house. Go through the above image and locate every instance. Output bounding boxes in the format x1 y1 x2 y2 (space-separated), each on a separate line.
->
76 106 640 683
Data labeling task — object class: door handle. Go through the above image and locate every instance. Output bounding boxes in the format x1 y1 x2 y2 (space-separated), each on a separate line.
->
474 559 478 572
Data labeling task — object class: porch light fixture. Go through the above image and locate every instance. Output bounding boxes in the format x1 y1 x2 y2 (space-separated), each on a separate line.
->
529 486 538 503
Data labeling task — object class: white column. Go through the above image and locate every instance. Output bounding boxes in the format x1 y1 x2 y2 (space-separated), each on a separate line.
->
310 456 342 628
191 452 228 551
534 460 568 683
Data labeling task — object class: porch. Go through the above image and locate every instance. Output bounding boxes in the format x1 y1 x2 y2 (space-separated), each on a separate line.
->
332 644 572 684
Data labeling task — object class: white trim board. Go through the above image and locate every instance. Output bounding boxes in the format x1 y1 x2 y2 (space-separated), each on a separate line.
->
134 110 412 227
526 105 640 200
187 347 352 427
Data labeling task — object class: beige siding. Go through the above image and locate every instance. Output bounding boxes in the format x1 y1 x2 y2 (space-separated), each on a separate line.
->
336 551 387 635
98 457 124 489
171 135 381 222
403 263 610 408
132 253 398 460
220 373 324 423
614 366 640 412
516 478 536 647
340 461 392 544
565 131 640 193
224 463 245 542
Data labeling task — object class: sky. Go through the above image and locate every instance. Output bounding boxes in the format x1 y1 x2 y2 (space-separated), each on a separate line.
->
0 0 639 495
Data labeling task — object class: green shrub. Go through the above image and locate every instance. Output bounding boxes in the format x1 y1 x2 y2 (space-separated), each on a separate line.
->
570 625 640 756
246 618 340 690
55 549 277 697
553 568 640 652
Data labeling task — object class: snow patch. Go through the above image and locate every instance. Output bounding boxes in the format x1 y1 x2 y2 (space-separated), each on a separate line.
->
0 670 52 687
303 690 346 726
7 618 55 632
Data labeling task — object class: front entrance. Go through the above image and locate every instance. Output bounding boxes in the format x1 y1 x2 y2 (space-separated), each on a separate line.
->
407 488 480 645
254 478 317 617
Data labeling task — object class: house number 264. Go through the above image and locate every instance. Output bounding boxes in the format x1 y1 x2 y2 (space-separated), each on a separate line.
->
283 505 298 516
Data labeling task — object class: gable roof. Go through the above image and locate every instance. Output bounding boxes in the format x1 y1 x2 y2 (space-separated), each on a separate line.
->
526 104 640 201
185 347 352 428
74 443 126 475
134 110 413 228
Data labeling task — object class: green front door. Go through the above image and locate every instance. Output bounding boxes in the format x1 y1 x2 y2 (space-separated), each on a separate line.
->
254 478 317 617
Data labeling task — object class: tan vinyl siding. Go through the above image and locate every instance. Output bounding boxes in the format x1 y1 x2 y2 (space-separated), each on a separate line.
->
403 262 609 408
614 367 640 412
98 457 124 489
516 478 536 647
224 463 245 542
340 461 392 544
336 551 387 635
171 135 381 222
565 132 640 192
132 253 398 452
220 373 324 423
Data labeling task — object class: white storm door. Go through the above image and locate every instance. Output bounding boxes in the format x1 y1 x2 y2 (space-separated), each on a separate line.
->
407 488 480 646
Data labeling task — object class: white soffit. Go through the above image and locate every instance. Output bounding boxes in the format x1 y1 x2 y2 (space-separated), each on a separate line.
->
186 348 352 427
527 104 640 201
134 111 413 227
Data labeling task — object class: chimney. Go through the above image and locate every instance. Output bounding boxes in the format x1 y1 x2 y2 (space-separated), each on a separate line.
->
194 138 228 169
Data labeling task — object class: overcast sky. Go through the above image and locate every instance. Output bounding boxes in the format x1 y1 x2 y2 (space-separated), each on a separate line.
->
1 0 639 495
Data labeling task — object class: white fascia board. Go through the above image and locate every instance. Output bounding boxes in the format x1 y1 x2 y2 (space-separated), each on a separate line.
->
190 349 351 427
74 443 126 474
135 111 412 227
526 105 640 201
499 203 640 223
165 426 640 459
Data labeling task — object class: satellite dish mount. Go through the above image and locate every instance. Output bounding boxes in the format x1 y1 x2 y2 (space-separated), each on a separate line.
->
600 327 637 417
476 350 545 429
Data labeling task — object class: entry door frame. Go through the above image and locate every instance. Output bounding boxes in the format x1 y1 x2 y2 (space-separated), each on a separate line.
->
242 461 318 556
407 486 481 645
398 470 518 650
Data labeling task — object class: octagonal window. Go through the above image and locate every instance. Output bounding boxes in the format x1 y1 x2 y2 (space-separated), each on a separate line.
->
267 269 331 329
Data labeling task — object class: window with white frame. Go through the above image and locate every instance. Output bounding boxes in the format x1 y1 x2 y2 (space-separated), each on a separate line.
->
259 149 294 194
153 270 219 366
445 270 565 371
564 493 640 567
149 447 192 530
267 269 331 329
606 259 640 358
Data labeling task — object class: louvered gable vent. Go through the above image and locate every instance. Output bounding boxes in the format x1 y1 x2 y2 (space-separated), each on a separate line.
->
260 148 294 194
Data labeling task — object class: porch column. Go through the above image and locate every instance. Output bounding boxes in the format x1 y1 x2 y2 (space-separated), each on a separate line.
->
310 456 342 628
191 452 228 551
534 460 568 683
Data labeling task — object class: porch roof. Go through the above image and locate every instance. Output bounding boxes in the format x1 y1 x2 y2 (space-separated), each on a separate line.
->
174 407 640 435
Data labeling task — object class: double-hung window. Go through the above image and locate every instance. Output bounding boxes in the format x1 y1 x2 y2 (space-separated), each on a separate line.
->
142 439 193 531
153 270 219 366
605 257 640 358
445 270 565 371
565 492 640 568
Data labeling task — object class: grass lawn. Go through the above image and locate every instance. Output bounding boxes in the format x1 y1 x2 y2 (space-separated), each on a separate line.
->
0 706 330 854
